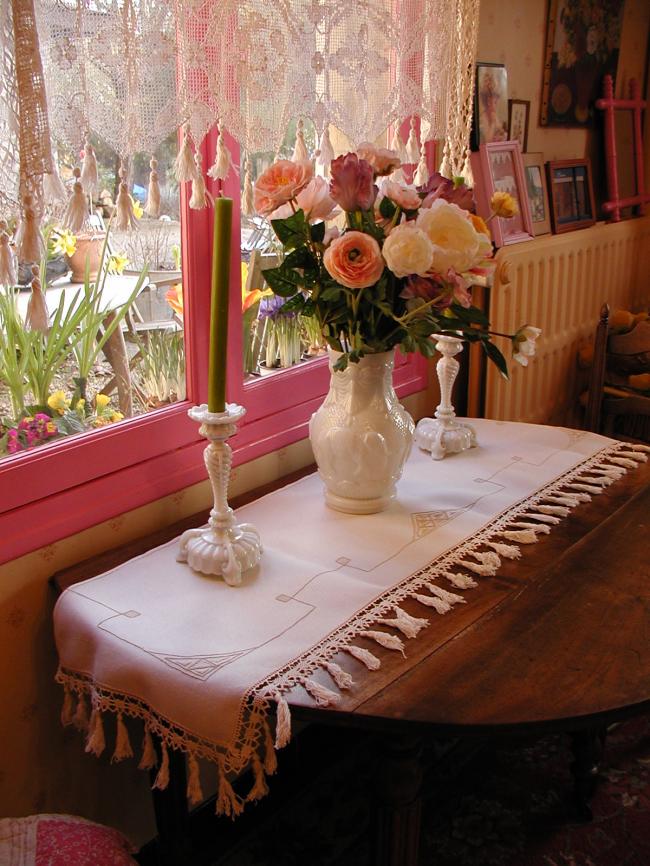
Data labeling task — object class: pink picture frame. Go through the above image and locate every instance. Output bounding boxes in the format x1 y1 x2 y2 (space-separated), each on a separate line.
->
470 141 534 247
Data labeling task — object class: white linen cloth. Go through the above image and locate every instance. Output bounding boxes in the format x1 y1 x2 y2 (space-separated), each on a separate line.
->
53 420 647 814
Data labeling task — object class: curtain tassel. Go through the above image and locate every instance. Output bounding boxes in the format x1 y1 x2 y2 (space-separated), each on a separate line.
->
145 157 161 218
62 169 89 233
207 121 234 181
26 265 48 332
0 221 17 286
80 139 98 196
17 194 44 262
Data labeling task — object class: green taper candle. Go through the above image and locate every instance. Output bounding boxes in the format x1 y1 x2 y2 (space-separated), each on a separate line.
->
207 196 233 412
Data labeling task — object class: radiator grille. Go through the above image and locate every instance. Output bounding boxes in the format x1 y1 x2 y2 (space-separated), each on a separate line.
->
483 217 650 427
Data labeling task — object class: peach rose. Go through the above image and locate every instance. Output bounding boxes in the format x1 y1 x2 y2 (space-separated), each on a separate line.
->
356 142 401 176
382 223 433 278
416 199 483 273
323 231 384 289
270 176 339 222
382 180 422 211
254 159 314 216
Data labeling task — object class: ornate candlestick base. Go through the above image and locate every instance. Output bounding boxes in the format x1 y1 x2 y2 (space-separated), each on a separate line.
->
414 335 477 461
177 404 262 586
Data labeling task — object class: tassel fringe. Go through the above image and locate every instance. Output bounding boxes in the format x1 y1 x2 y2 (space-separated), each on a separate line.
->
145 157 161 218
263 722 278 774
85 708 105 757
316 124 335 175
138 728 157 770
61 685 74 726
152 743 170 790
112 712 134 762
346 644 381 670
80 140 98 194
187 753 204 805
175 123 198 183
325 660 354 690
207 122 234 181
378 607 428 638
364 630 406 655
72 692 89 731
304 678 341 707
274 695 291 749
216 772 243 818
62 170 89 233
443 571 478 589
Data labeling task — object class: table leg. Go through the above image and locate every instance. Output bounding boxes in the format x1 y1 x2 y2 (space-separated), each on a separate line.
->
101 312 133 417
569 727 606 822
148 744 192 866
372 734 424 866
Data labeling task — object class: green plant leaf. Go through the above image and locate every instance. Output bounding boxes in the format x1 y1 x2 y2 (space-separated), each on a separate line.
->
452 303 489 327
271 209 308 250
262 265 301 297
284 246 317 270
481 339 510 380
379 196 397 219
310 221 326 243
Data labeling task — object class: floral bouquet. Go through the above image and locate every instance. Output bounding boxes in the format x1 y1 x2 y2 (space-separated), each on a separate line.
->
253 144 539 374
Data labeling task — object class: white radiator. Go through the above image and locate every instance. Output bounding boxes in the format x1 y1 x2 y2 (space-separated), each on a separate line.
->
482 216 650 427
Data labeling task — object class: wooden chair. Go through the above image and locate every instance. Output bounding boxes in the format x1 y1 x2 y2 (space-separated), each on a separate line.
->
584 303 650 438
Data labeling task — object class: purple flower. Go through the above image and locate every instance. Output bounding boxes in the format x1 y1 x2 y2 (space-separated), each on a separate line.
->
419 172 475 212
329 153 377 212
258 295 297 320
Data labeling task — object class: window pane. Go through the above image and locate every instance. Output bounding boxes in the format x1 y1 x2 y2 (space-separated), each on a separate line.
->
240 118 327 384
0 133 186 461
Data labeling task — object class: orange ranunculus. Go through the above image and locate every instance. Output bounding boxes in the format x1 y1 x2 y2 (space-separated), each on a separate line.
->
254 159 314 216
323 231 384 289
166 284 183 319
470 213 491 239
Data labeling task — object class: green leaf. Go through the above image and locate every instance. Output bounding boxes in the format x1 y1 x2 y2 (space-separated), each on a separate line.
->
482 339 510 380
263 265 300 297
320 285 343 302
284 246 317 270
281 294 306 313
452 303 489 327
310 221 326 243
271 209 308 250
379 196 397 219
333 352 350 372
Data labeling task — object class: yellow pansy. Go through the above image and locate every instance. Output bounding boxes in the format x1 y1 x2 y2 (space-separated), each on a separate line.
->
95 393 110 409
490 191 518 219
47 390 70 415
52 229 77 257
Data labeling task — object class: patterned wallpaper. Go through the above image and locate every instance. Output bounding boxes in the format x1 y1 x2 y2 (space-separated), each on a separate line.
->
0 0 648 846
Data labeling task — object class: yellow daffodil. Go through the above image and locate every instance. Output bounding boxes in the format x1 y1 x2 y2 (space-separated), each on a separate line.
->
47 390 70 415
110 411 124 423
490 191 518 219
52 229 77 257
131 197 144 220
75 398 85 412
108 252 129 275
92 416 110 427
95 393 110 410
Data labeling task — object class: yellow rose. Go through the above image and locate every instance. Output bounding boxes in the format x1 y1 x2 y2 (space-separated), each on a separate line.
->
382 224 433 278
416 200 483 273
95 393 110 409
47 390 70 415
490 191 518 219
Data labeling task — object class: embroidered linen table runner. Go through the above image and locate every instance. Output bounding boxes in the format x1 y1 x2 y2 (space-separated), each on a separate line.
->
54 420 648 814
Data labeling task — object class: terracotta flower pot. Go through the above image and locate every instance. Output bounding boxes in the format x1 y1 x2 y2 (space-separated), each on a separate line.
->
66 233 105 283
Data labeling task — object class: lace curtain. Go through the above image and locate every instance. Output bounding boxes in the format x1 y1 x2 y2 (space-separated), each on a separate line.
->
1 0 481 221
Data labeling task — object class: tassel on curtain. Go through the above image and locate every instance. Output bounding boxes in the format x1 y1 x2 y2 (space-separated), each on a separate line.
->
145 157 161 218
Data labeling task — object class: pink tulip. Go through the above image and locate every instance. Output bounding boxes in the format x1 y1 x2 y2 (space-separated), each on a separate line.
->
329 153 377 212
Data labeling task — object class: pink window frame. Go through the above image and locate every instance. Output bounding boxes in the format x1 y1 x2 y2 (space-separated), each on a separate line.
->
0 128 428 566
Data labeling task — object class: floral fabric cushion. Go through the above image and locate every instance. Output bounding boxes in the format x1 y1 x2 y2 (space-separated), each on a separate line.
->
0 814 138 866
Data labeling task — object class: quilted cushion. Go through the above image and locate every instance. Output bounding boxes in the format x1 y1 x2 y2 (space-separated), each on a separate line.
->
0 814 138 866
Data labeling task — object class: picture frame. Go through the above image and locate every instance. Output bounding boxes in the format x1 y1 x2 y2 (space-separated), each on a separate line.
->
545 159 596 233
522 152 551 236
541 0 625 127
474 62 509 147
470 141 534 247
508 99 530 152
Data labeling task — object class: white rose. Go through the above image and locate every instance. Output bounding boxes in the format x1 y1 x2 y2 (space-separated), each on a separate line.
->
382 223 434 278
513 325 542 366
416 199 483 273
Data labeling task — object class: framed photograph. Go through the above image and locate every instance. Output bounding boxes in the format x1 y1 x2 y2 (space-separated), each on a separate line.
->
508 99 530 152
470 141 534 247
474 62 509 146
546 159 596 233
541 0 625 127
523 152 551 236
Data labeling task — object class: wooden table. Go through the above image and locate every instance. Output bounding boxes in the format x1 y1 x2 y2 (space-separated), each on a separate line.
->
52 457 650 865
